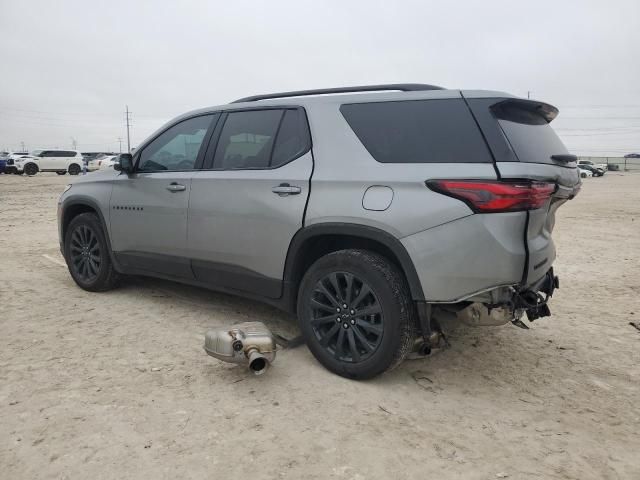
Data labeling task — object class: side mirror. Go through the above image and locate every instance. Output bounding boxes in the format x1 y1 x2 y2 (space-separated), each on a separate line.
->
114 153 134 173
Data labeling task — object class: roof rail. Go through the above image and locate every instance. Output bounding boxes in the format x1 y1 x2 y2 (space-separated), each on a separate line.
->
231 83 445 103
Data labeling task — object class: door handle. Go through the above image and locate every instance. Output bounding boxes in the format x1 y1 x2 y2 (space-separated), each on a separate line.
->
166 182 186 192
272 183 301 196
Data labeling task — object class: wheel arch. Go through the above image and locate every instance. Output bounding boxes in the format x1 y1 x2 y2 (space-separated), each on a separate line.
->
283 223 425 312
60 198 119 268
68 162 82 174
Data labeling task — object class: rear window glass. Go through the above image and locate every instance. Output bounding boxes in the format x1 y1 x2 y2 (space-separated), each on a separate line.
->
340 99 492 164
493 102 569 164
213 110 282 169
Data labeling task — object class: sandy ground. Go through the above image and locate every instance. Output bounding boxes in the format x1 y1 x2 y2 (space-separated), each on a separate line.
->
0 172 639 480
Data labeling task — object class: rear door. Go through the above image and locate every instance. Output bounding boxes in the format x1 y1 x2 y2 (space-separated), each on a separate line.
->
109 114 217 278
465 95 580 286
188 107 312 298
38 151 56 170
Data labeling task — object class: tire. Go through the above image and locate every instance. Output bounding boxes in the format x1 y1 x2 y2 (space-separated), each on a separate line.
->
56 171 67 175
64 212 120 292
297 249 416 380
24 163 38 176
68 163 81 175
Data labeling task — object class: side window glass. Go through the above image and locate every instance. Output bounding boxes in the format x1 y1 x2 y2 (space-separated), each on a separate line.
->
139 115 213 172
213 110 283 169
271 109 310 167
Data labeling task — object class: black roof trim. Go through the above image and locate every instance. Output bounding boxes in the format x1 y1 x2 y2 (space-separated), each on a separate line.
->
231 84 445 103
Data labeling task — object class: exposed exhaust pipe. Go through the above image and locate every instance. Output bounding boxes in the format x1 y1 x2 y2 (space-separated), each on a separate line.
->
204 322 276 375
247 349 269 375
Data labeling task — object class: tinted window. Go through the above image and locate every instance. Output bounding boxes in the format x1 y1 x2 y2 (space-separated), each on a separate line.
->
139 115 213 171
492 101 568 164
271 109 310 167
213 110 283 169
340 99 492 164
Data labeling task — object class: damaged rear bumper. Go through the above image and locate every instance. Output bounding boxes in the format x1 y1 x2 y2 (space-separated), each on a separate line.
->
418 268 559 336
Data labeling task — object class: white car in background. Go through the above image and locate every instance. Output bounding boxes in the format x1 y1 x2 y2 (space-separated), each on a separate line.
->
578 160 607 172
578 166 593 178
98 155 120 170
86 153 118 171
14 150 84 176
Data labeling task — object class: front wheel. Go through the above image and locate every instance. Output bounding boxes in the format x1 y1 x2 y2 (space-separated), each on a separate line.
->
64 213 120 291
297 249 416 380
24 163 38 176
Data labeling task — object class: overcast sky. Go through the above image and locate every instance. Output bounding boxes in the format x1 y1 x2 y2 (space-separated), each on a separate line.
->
1 0 639 156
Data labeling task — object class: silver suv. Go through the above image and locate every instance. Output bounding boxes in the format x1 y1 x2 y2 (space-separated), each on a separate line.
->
58 84 580 379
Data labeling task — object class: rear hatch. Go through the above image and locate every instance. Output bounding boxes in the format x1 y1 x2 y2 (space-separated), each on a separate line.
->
464 94 580 287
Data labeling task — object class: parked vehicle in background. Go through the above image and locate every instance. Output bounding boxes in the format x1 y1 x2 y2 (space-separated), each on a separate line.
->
624 153 640 158
87 154 106 172
577 164 604 177
98 155 120 170
58 84 579 379
578 159 607 172
85 152 117 171
87 153 119 171
4 154 33 174
14 150 84 175
578 166 593 178
0 151 10 173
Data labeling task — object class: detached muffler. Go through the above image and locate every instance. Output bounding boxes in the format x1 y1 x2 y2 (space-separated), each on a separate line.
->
204 322 276 375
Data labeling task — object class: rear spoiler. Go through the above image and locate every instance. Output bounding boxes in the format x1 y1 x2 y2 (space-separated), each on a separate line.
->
490 98 559 124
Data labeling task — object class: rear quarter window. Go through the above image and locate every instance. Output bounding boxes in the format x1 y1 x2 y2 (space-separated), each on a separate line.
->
340 99 492 164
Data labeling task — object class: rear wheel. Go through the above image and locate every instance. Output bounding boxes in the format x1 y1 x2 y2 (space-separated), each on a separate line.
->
56 171 67 175
64 213 120 291
297 249 416 379
68 163 81 175
24 163 38 176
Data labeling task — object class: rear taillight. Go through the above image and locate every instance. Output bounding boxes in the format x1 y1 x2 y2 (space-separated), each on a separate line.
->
426 180 556 213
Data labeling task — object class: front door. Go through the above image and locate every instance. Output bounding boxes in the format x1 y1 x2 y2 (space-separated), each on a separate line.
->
109 114 217 278
188 108 313 298
38 151 56 170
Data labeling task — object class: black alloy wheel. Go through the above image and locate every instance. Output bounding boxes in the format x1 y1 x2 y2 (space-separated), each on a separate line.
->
69 224 102 283
297 249 416 379
310 272 384 363
25 163 38 176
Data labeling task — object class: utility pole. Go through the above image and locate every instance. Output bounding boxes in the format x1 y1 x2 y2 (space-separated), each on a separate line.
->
527 91 531 99
125 105 132 153
117 137 123 154
20 141 26 152
71 137 78 150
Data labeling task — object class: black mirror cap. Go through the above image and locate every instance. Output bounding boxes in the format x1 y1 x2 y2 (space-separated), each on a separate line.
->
116 153 134 173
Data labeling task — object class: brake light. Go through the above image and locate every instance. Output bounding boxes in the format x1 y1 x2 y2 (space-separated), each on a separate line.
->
426 180 556 213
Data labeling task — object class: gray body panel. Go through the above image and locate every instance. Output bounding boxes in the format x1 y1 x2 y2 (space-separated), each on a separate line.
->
188 152 312 286
109 172 194 277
